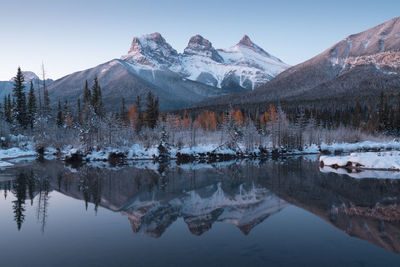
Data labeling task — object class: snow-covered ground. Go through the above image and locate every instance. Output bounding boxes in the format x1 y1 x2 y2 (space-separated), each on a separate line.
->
320 151 400 170
320 140 400 154
0 146 37 168
320 151 400 179
320 166 400 179
0 147 37 160
1 138 400 171
0 161 13 168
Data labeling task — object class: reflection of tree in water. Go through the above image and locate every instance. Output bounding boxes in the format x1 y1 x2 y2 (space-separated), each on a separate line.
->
12 173 27 230
0 171 50 232
2 159 400 254
36 176 50 234
78 168 102 213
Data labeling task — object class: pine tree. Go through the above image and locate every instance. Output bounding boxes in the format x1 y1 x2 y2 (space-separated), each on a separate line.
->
83 80 91 105
77 98 82 125
6 94 12 123
120 97 126 123
91 78 98 106
27 81 37 128
97 83 103 116
90 77 103 115
145 92 159 129
56 100 63 127
154 96 159 121
12 67 27 128
3 95 8 122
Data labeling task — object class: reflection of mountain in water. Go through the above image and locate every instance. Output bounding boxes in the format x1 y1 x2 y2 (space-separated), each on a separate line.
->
122 183 286 237
1 159 400 254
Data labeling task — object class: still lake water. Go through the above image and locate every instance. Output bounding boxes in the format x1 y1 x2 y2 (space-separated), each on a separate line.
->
1 158 400 267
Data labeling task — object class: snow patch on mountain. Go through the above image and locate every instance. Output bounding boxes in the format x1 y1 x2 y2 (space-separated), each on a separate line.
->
121 33 290 90
121 32 179 69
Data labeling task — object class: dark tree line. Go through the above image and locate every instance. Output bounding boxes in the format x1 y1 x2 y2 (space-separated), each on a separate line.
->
182 89 400 136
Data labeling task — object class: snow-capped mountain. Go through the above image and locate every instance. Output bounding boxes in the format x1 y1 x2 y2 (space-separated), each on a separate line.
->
121 32 180 69
122 33 289 90
47 33 288 110
199 16 400 107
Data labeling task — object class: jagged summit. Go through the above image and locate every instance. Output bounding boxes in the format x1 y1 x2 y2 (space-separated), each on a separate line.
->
183 35 223 62
128 33 172 53
120 32 289 90
238 35 253 47
233 35 275 59
123 32 179 67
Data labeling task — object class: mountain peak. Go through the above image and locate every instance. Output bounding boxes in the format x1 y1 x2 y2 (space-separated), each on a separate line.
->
186 35 213 50
124 32 179 67
184 34 223 62
128 32 171 54
235 35 274 59
238 35 253 47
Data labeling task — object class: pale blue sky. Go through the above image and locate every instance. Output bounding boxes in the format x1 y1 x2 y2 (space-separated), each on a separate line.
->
0 0 399 80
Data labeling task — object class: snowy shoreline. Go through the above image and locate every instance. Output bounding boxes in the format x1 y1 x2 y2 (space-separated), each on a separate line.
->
2 140 400 172
320 151 400 171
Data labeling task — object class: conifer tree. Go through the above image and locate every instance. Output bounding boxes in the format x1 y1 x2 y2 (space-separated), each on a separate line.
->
90 77 103 115
91 77 99 107
12 67 27 128
154 96 159 121
6 94 12 123
145 92 159 129
77 98 81 124
120 97 126 123
83 80 91 105
56 100 63 127
3 95 8 122
27 81 37 128
97 83 103 116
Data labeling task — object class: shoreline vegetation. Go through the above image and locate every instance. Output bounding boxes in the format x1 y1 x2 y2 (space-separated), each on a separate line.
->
1 68 400 172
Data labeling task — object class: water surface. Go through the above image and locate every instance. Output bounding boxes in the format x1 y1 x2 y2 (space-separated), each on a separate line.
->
1 158 400 266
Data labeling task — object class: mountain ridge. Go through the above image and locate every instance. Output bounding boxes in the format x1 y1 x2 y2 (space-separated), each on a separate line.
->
197 16 400 108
